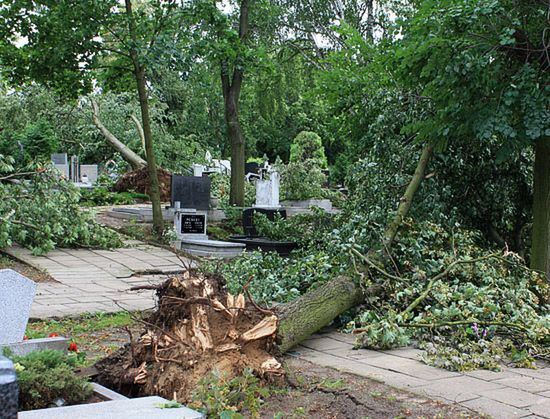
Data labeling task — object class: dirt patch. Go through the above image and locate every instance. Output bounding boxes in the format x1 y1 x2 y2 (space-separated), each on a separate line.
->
0 253 56 283
95 271 282 401
258 357 482 418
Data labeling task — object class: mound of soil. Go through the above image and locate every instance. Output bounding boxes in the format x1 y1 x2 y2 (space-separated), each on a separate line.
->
95 271 283 401
113 167 172 201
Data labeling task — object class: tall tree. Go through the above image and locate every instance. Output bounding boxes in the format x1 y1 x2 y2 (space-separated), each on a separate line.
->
0 0 187 236
392 0 550 278
194 0 278 206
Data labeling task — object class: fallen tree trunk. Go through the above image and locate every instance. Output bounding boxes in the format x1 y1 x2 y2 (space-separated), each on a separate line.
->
277 276 364 353
275 143 434 352
90 99 147 170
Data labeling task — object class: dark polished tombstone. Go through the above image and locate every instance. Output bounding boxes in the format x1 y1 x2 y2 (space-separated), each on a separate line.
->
0 356 18 419
171 175 211 210
180 213 206 235
242 207 287 237
245 162 260 175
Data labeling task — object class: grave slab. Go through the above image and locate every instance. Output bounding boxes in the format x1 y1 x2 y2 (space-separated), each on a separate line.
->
18 396 204 419
0 336 68 356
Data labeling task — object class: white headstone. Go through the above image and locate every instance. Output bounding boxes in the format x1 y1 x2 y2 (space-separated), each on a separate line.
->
53 164 70 179
254 171 280 208
79 164 98 184
0 269 36 344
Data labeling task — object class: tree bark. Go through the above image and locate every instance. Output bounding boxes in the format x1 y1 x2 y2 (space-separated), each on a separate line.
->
277 276 364 353
530 137 550 281
220 0 249 207
125 0 164 237
383 144 433 248
276 144 434 352
90 100 147 170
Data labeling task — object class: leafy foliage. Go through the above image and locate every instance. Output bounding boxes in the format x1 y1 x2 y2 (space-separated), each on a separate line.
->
9 349 93 410
190 368 269 419
0 166 122 254
289 131 328 168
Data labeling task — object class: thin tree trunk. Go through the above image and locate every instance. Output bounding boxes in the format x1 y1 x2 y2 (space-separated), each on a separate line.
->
276 144 434 351
220 0 249 207
90 100 146 169
530 137 550 282
125 0 164 237
383 144 433 247
225 92 246 206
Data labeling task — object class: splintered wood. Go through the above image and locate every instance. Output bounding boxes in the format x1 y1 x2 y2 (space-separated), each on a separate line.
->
95 271 283 401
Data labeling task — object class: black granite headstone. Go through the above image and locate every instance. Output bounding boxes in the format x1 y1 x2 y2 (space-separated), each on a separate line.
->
180 213 206 234
245 162 260 175
243 208 287 237
171 175 211 210
0 356 18 419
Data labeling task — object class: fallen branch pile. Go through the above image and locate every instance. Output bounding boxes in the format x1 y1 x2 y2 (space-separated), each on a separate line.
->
95 270 283 401
113 166 172 201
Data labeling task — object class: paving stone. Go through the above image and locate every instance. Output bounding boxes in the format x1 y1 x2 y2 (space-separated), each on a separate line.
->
297 350 430 388
479 387 547 408
416 384 480 403
514 368 550 382
301 337 352 351
379 347 424 361
462 398 531 418
321 332 357 344
357 353 461 380
466 367 524 382
325 346 388 361
527 399 550 418
493 376 550 393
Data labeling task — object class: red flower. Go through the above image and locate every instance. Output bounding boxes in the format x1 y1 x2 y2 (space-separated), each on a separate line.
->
23 335 29 340
68 343 78 352
48 332 59 338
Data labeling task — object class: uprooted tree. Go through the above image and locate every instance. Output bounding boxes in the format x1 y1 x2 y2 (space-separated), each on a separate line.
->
95 143 435 398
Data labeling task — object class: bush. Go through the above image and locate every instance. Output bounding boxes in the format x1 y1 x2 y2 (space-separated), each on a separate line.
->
10 349 93 410
289 131 327 168
279 161 327 201
0 165 123 254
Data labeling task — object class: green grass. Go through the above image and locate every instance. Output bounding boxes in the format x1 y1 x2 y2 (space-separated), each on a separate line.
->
26 312 134 338
25 312 139 366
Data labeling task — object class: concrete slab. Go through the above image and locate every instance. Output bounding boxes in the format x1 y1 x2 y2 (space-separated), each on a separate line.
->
18 396 204 419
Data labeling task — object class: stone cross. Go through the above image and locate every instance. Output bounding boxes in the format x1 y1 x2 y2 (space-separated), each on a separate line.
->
0 269 37 345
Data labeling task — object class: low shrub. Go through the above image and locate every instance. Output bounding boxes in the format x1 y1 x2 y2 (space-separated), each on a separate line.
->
9 349 93 410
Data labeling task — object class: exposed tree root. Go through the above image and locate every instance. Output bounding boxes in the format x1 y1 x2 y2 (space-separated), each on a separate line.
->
112 166 172 201
95 270 284 401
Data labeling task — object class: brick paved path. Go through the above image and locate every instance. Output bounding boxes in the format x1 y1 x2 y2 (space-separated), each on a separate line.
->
291 331 550 418
3 241 190 318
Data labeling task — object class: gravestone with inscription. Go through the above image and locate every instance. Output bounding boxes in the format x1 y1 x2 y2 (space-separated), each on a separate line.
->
171 175 211 210
175 209 208 241
0 269 36 345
